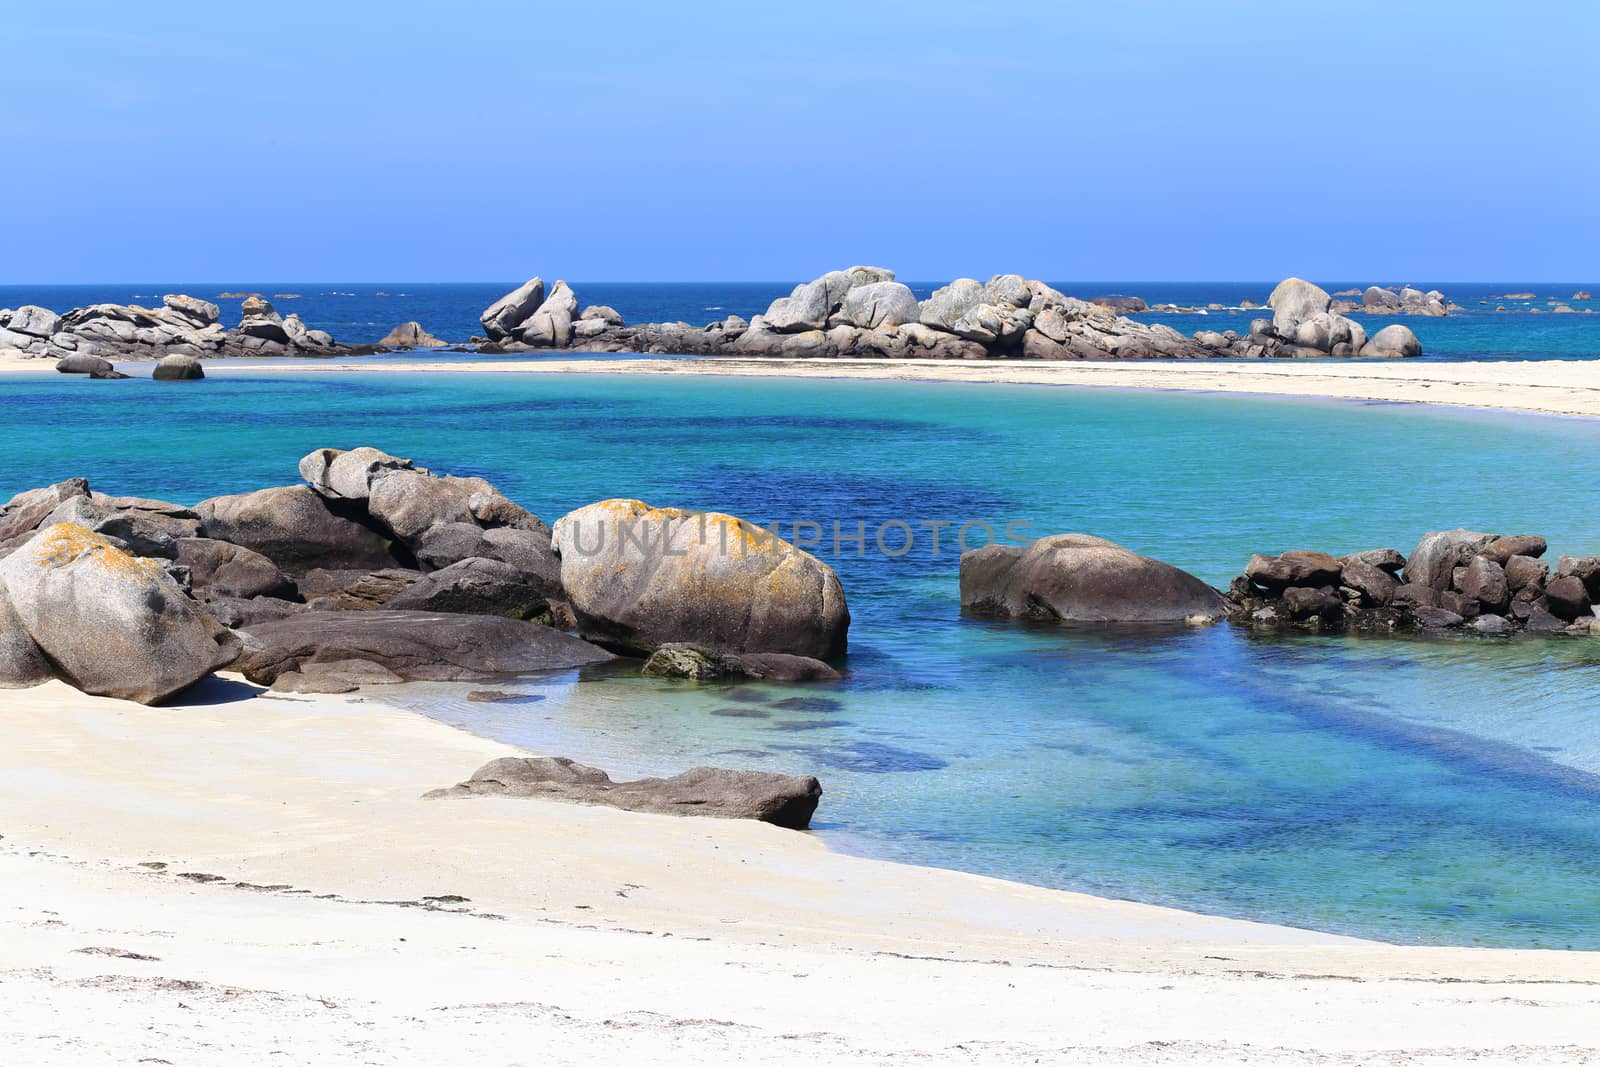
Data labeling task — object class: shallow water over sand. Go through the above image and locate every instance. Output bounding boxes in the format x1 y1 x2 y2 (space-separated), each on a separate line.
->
6 370 1600 947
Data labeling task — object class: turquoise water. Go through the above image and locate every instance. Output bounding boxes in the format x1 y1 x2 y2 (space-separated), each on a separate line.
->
5 370 1600 947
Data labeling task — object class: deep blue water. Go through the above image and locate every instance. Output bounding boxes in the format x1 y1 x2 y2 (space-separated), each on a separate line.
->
3 280 1596 360
3 370 1600 948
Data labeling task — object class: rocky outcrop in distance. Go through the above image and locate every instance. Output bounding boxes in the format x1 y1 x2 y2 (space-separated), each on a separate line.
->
1211 278 1423 358
1330 285 1459 317
426 755 824 830
0 294 374 366
474 269 1424 360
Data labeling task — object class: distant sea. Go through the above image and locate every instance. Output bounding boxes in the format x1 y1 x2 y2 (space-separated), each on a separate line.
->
3 281 1597 360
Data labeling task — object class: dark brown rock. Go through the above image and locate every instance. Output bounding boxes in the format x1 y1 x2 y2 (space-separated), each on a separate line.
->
236 609 612 685
1556 556 1600 600
1392 583 1441 610
1504 554 1548 592
426 756 822 830
1246 551 1340 593
1525 607 1566 634
1543 574 1591 621
1439 591 1481 619
1340 560 1398 607
1282 586 1342 620
1458 556 1510 612
1480 535 1547 564
1412 606 1465 629
1340 548 1406 575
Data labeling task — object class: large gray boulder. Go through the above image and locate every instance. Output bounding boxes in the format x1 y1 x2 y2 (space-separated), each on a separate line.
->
518 281 579 347
299 446 413 502
960 534 1228 624
919 278 987 330
236 609 611 685
479 277 545 340
366 468 544 546
40 494 198 558
551 499 849 659
8 305 60 338
1267 278 1333 337
0 479 90 544
764 279 830 333
1359 324 1423 358
0 523 240 703
196 485 401 574
0 584 53 689
839 282 921 329
426 756 823 830
163 294 221 326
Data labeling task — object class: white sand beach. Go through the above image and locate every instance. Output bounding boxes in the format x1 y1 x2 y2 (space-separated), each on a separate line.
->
209 356 1600 419
2 678 1597 1065
9 354 1600 419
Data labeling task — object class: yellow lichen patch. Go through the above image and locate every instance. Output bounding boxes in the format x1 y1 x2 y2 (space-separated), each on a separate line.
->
29 523 158 582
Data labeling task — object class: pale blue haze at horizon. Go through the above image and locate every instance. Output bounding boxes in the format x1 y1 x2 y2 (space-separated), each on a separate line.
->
1 1 1595 283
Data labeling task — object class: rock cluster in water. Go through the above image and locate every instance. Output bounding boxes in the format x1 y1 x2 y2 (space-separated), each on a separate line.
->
1205 278 1423 359
0 448 850 703
0 295 371 367
1229 530 1600 636
1329 285 1458 317
426 755 823 830
959 529 1600 640
474 270 1424 361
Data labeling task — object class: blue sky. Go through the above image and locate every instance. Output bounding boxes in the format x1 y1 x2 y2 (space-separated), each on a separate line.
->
1 1 1595 282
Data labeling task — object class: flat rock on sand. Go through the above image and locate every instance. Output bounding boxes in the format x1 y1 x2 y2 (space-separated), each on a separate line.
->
236 609 612 685
427 755 823 830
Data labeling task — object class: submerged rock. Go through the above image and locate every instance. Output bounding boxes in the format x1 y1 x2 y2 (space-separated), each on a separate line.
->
426 755 823 830
552 499 850 659
960 534 1228 625
152 354 205 380
641 643 842 683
